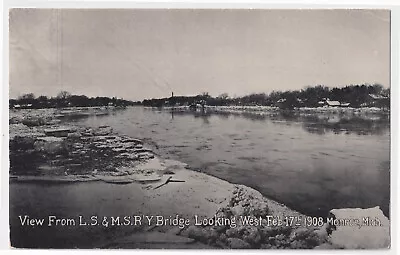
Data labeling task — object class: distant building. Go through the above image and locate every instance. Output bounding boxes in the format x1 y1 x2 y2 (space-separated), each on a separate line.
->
275 98 287 108
13 104 33 109
369 94 388 100
326 100 341 107
321 99 350 107
367 94 389 109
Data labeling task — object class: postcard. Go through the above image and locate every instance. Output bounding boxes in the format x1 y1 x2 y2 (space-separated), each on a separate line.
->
7 7 391 249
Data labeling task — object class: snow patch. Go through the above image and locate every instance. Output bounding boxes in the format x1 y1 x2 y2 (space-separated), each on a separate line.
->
328 206 390 249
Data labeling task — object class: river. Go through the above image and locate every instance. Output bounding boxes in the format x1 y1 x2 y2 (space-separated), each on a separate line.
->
75 107 390 218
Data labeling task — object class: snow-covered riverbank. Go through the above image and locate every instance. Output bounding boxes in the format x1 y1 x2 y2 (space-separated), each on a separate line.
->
157 105 389 117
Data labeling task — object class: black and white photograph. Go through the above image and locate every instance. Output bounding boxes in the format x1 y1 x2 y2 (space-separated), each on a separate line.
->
7 7 391 249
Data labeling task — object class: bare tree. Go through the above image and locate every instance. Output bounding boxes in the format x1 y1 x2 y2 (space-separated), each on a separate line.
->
57 91 71 100
218 93 229 100
18 93 35 100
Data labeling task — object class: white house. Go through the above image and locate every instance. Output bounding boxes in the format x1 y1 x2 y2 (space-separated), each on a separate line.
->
323 99 350 107
326 100 341 107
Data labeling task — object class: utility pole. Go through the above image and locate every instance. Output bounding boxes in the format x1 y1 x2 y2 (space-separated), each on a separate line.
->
171 91 175 119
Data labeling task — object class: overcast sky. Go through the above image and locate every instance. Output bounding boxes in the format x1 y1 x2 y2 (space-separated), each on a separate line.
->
9 9 390 100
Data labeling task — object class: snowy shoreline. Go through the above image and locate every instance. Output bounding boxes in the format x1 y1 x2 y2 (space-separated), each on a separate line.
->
152 104 389 113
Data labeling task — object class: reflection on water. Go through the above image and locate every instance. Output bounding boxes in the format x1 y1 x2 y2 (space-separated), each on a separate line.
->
70 107 389 217
55 107 126 122
169 109 390 136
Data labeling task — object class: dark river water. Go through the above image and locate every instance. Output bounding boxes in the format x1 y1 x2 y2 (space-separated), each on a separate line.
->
77 107 390 218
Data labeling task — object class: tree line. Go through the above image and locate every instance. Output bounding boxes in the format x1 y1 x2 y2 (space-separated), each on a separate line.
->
10 84 390 110
9 91 141 109
142 84 390 109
